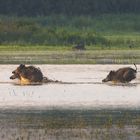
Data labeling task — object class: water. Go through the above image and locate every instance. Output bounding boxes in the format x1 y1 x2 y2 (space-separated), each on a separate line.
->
0 64 140 139
0 64 140 109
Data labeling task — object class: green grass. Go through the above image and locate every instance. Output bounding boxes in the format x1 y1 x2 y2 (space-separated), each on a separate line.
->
0 14 140 64
0 14 140 47
0 43 139 51
0 45 71 51
0 48 139 64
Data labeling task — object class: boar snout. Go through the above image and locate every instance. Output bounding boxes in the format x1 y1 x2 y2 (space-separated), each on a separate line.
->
10 75 15 79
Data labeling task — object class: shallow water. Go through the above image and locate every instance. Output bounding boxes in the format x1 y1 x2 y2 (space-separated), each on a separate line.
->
0 64 140 140
0 64 140 109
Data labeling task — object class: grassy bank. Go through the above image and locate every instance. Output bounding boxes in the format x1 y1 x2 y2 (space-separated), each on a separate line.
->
0 49 139 64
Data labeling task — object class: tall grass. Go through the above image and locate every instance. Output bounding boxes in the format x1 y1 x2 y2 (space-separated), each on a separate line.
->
0 14 140 48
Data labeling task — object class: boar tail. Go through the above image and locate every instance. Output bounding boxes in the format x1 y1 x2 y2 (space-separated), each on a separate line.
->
134 63 137 72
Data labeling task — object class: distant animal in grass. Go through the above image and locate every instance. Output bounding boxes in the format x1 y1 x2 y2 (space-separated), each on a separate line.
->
102 64 137 83
73 43 86 50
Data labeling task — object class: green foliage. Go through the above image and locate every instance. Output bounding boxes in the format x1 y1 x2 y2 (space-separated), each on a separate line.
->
0 15 108 46
0 14 140 47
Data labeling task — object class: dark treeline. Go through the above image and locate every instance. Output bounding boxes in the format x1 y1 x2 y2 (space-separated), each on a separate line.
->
0 0 140 16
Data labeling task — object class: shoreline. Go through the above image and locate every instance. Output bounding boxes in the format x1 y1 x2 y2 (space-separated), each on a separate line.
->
0 49 139 64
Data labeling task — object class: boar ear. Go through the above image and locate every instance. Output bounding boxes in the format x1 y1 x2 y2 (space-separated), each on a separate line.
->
110 70 115 75
19 64 25 69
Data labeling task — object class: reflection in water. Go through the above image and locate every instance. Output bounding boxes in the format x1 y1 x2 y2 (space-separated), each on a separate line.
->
105 82 139 87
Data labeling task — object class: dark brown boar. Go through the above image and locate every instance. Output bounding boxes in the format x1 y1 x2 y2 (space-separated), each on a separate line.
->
102 64 137 83
10 64 43 84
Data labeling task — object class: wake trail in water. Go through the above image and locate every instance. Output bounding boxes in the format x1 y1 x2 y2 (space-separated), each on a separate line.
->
0 81 102 85
0 81 139 87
